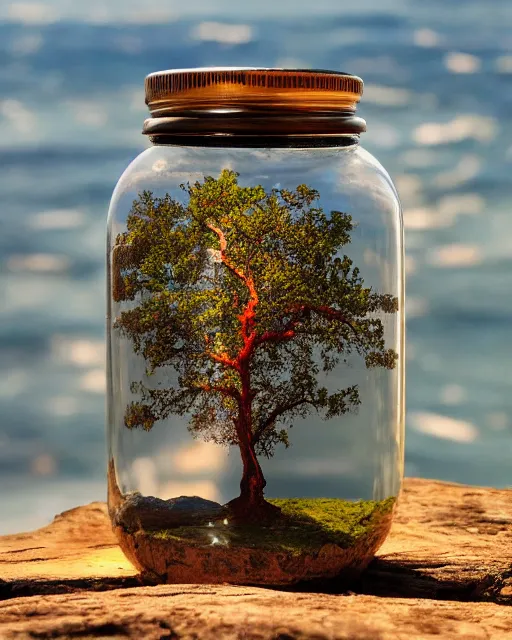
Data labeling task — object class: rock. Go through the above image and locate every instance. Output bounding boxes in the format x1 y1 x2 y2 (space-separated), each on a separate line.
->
1 478 512 639
3 584 512 640
114 494 225 532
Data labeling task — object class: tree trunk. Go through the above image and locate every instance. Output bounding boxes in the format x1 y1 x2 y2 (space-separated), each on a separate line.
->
238 431 266 508
228 358 281 522
228 413 280 522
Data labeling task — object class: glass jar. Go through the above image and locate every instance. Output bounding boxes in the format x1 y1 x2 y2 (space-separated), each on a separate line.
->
106 68 404 586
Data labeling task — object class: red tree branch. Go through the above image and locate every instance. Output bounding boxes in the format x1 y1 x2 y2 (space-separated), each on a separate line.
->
205 221 259 353
253 304 355 349
205 350 240 369
254 317 301 346
203 334 239 370
206 222 249 286
255 329 296 344
195 382 241 401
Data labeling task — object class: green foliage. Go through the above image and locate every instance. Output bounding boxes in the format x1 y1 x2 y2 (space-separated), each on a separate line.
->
113 169 398 455
150 496 396 554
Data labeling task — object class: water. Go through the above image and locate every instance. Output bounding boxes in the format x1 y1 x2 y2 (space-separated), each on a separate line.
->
0 0 511 534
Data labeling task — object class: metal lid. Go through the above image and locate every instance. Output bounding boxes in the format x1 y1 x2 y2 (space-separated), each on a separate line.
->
144 67 364 116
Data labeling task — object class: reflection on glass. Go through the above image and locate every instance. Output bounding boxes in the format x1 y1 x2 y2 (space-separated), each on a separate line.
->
107 147 404 585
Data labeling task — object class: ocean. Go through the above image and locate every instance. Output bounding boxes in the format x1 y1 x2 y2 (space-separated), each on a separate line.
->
0 0 511 534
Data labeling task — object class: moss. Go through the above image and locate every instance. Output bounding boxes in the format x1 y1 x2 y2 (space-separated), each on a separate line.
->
148 496 395 556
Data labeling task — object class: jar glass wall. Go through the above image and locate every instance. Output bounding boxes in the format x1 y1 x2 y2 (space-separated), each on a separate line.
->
106 139 404 585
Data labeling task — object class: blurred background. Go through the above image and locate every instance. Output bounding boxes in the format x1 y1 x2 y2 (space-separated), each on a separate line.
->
0 0 511 534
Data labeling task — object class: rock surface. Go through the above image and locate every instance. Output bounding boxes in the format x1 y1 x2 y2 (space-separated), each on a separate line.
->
113 493 225 532
1 478 512 639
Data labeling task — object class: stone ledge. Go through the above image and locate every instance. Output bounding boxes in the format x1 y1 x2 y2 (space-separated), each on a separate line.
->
1 478 511 639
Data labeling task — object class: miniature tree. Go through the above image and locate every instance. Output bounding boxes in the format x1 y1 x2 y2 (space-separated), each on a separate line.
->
113 170 398 520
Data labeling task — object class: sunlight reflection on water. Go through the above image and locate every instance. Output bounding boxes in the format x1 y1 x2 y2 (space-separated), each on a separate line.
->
0 0 511 532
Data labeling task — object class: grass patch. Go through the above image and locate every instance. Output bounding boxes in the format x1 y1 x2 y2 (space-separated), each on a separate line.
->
149 496 395 555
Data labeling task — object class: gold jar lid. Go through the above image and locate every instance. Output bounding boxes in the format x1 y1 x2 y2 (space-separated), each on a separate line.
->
145 67 363 116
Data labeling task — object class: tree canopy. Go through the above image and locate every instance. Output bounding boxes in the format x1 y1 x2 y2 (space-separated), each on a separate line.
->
112 169 398 511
